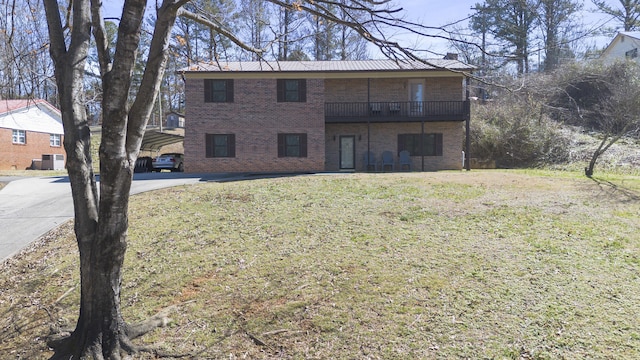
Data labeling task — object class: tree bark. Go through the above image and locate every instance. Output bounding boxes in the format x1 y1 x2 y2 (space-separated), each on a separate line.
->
43 0 186 358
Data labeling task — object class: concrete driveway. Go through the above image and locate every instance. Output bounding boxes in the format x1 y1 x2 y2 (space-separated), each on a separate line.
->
0 172 232 261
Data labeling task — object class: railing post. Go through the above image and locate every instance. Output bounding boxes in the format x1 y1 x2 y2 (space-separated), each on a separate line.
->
465 100 471 171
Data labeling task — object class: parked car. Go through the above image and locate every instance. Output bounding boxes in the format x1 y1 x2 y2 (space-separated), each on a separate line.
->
134 156 154 173
152 153 184 172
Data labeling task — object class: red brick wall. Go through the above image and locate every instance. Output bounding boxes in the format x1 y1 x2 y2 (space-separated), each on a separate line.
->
0 128 65 170
325 122 464 171
185 74 466 173
325 77 464 103
185 78 326 173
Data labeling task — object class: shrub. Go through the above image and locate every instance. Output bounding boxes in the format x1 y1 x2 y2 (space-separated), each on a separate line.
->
470 100 570 168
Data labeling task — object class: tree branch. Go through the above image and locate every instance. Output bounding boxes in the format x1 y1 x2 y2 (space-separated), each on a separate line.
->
177 8 265 55
126 0 185 156
90 0 112 76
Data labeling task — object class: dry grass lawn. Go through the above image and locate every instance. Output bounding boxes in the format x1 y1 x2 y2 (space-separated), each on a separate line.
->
1 170 640 359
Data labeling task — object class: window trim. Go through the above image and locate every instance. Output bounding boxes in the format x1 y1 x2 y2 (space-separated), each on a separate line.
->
278 133 308 157
277 79 307 102
205 133 236 158
12 129 26 144
397 133 443 157
204 79 234 103
50 133 61 147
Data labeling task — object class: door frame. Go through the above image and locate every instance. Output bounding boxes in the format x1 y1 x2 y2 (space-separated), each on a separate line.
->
408 79 425 116
339 135 356 170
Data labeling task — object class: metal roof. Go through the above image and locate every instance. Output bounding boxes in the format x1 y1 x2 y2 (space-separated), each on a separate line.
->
182 59 475 73
0 100 63 135
140 130 184 152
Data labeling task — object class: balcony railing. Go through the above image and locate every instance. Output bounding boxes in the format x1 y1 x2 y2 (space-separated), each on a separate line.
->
325 101 470 123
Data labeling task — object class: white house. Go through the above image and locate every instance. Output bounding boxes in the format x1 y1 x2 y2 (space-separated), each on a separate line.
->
600 31 640 62
0 99 65 170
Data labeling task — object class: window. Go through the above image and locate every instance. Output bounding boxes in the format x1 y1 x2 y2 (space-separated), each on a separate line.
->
626 48 638 59
277 79 306 102
50 134 61 147
12 129 25 144
206 134 235 158
204 79 234 103
278 133 307 157
398 133 443 156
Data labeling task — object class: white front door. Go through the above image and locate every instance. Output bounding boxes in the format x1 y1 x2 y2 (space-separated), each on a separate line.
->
339 136 355 170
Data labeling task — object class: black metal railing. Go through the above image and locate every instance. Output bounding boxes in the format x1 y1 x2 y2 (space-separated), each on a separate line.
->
325 101 469 122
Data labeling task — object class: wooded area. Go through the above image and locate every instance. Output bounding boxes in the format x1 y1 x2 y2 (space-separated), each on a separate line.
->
3 1 640 118
2 0 639 358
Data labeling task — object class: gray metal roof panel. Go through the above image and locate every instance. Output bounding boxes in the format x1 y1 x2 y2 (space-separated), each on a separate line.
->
182 59 474 73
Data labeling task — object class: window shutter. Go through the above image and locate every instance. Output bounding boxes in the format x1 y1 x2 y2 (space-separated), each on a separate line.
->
300 133 308 157
205 134 214 157
228 134 236 157
435 133 443 156
226 80 234 102
397 134 406 155
298 80 307 102
277 80 285 102
204 79 212 102
277 133 285 157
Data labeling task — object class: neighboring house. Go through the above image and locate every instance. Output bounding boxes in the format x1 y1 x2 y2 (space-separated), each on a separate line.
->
601 31 640 62
182 60 473 173
0 99 65 170
165 111 185 128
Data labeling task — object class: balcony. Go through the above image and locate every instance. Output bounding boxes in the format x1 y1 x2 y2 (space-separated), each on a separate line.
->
325 101 470 123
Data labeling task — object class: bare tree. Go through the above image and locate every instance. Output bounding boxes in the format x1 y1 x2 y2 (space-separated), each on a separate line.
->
275 0 308 60
238 0 271 60
336 0 370 60
549 61 640 176
43 0 187 357
0 1 53 101
41 0 475 358
539 0 581 71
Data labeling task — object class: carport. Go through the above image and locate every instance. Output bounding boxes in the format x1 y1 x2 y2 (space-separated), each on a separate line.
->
135 130 184 173
140 130 184 152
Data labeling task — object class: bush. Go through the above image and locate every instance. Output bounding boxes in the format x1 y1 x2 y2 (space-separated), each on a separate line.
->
470 100 570 168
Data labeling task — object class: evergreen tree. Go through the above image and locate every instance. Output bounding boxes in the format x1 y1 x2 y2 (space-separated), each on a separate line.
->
593 0 640 31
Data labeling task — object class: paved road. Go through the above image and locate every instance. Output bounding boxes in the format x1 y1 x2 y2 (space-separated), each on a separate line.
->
0 173 233 261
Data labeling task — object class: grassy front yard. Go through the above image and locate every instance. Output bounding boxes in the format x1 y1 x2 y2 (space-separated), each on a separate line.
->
1 170 640 359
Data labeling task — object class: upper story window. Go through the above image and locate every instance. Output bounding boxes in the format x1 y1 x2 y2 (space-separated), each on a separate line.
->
204 79 234 103
50 134 61 147
277 79 306 102
278 133 307 157
626 48 638 59
12 129 25 144
398 133 443 156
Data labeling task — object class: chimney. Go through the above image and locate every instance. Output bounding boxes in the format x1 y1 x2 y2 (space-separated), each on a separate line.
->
444 53 459 60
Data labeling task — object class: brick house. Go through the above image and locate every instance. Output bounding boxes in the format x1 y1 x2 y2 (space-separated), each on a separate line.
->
182 60 473 173
0 99 65 170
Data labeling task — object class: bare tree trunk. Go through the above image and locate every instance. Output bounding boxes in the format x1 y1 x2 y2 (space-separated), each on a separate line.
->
44 0 184 358
585 133 621 177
